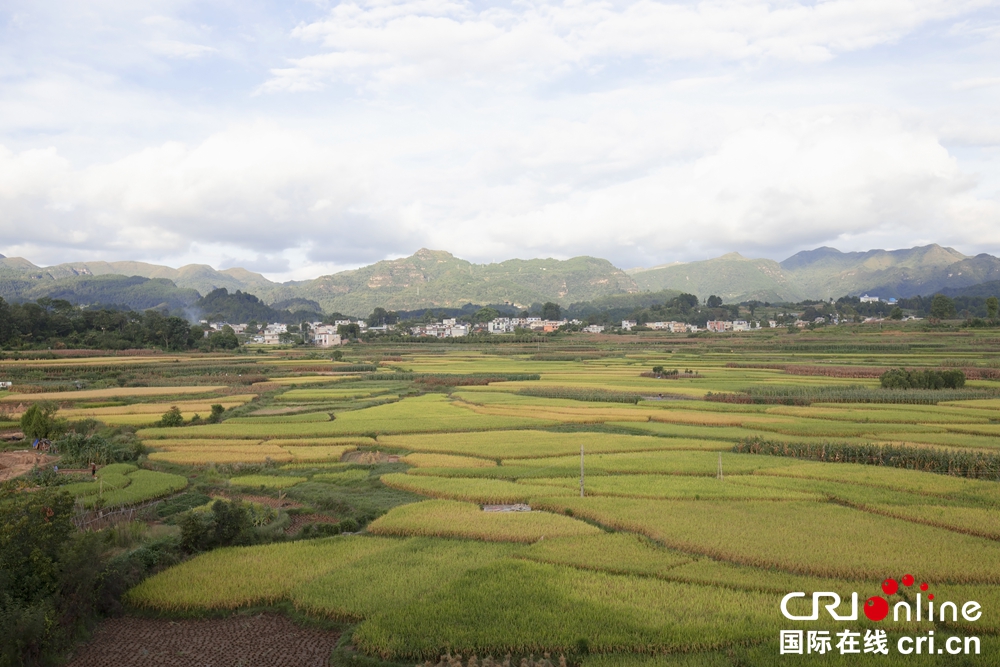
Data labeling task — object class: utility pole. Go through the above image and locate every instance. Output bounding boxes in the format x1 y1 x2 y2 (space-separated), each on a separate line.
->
580 445 585 497
717 452 723 481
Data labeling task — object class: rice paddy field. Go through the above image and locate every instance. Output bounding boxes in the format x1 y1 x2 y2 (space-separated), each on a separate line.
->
7 326 1000 664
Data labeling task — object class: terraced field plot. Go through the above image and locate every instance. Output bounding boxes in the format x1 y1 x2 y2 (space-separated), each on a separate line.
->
29 333 1000 664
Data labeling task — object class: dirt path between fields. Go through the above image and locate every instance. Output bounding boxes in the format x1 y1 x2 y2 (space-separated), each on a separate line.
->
66 614 340 667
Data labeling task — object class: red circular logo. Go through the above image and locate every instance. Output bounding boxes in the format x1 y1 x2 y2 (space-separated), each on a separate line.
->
863 596 889 622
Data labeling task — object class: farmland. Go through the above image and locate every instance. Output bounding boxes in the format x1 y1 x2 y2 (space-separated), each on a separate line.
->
5 326 1000 664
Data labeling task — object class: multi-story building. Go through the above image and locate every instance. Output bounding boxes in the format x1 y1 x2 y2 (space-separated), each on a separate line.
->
312 325 343 347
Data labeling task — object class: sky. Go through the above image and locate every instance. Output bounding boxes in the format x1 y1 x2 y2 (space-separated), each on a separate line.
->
2 0 1000 282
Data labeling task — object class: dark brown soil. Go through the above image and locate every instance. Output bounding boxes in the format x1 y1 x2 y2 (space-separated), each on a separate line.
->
211 493 303 510
66 614 340 667
285 513 340 535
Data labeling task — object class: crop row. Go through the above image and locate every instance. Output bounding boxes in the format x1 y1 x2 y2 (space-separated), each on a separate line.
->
734 437 1000 480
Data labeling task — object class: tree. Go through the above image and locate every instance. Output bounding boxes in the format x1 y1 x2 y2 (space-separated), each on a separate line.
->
207 325 239 350
988 296 999 320
889 307 904 320
159 406 184 427
472 307 500 323
367 307 390 327
706 295 723 308
0 297 15 346
208 404 225 424
929 294 956 320
0 487 104 665
541 302 561 320
337 323 361 339
20 402 67 440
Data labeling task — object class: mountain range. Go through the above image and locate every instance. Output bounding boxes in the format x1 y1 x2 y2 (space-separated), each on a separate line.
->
2 244 1000 316
628 245 1000 303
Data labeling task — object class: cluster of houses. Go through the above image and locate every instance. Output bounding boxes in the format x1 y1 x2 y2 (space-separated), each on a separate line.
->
487 318 582 334
203 321 344 347
409 319 470 338
859 295 898 305
205 310 882 347
621 320 780 333
413 317 589 338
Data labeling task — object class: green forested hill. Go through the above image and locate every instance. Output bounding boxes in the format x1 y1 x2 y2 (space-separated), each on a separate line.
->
628 245 1000 303
0 250 639 316
281 249 640 315
777 245 996 298
628 253 803 302
38 260 279 298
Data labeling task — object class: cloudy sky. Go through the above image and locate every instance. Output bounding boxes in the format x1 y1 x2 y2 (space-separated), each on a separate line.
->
2 0 999 280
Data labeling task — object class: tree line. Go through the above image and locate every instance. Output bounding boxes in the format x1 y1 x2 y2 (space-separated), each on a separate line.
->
0 297 237 351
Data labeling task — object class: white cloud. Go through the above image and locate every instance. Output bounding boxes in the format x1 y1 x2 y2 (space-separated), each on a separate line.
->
148 40 218 59
953 76 1000 90
3 0 1000 278
261 0 989 93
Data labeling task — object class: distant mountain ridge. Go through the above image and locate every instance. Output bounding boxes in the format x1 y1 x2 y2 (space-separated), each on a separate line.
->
0 249 640 316
3 244 1000 315
629 244 1000 302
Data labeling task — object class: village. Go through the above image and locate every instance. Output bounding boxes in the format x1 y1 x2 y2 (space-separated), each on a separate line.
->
196 314 859 346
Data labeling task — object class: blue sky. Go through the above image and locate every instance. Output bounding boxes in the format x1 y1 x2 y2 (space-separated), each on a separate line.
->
2 0 999 280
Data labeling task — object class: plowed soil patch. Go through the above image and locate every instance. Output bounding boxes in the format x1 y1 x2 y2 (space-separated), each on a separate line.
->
285 513 341 535
0 451 56 481
66 614 339 667
212 493 303 509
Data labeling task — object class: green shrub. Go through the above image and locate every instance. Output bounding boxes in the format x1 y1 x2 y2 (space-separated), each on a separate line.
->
880 368 966 390
55 432 145 467
158 406 184 427
179 499 261 554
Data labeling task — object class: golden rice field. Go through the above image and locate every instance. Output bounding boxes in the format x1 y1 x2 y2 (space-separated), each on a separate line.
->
379 472 579 503
529 497 1000 582
380 430 731 459
58 395 255 418
367 499 602 542
1 385 228 402
137 394 555 439
30 334 1000 662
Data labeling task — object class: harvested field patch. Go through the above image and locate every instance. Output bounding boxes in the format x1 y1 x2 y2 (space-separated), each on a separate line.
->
64 614 339 667
285 513 341 535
